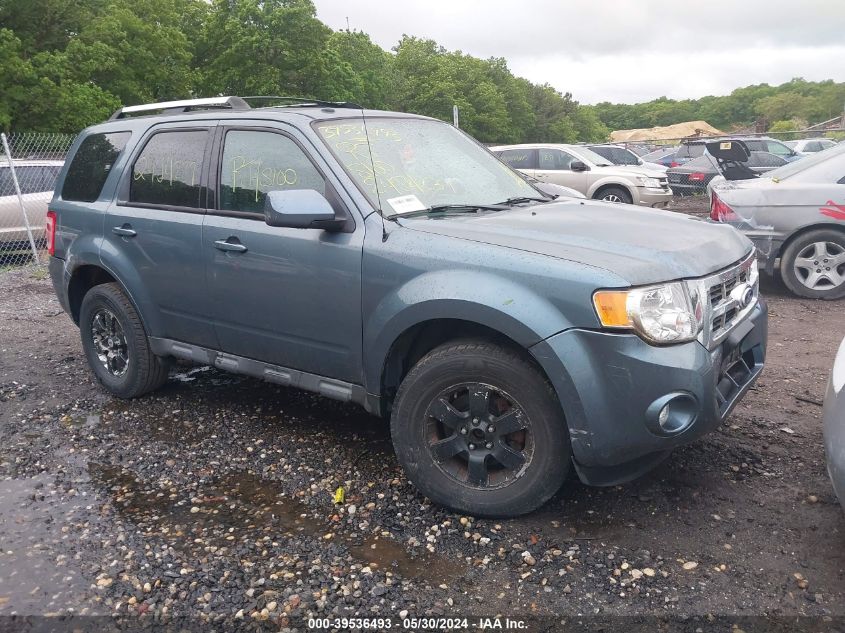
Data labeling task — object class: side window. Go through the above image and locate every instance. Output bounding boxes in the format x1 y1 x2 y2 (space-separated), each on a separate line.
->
62 132 131 202
538 148 573 170
130 130 208 208
498 149 535 170
219 130 326 214
0 167 10 195
804 141 822 152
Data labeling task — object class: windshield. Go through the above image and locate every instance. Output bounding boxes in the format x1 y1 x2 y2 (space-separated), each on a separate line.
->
763 142 845 183
314 117 538 216
591 146 639 166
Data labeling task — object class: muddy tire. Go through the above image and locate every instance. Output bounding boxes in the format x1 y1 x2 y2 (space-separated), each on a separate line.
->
594 186 633 204
780 229 845 300
79 283 169 398
390 340 570 517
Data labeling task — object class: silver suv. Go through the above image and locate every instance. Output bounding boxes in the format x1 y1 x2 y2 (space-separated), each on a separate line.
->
492 143 672 207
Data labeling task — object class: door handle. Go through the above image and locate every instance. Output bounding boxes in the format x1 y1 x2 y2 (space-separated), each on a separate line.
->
112 225 136 238
214 238 248 253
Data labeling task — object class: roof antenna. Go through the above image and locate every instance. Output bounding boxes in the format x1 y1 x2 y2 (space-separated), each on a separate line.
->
360 106 390 242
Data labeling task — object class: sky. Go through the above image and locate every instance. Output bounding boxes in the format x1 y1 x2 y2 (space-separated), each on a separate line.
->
312 0 845 105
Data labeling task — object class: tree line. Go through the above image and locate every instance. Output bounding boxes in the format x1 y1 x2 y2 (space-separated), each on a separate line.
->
588 78 845 134
1 0 842 142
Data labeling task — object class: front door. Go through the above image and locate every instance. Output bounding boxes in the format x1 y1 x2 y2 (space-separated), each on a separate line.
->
203 125 364 383
534 147 588 192
104 123 217 348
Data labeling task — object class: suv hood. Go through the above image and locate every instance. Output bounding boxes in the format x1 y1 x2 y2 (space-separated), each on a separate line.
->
593 164 667 179
399 199 750 285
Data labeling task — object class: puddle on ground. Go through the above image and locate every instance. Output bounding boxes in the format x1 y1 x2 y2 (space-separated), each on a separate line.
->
0 475 91 614
88 464 463 585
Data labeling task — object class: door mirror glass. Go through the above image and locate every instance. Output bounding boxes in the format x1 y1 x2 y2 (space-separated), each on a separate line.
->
264 189 341 230
571 160 589 172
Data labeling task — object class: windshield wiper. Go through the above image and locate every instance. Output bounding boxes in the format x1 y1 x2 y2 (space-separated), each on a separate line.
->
497 196 553 206
391 203 507 219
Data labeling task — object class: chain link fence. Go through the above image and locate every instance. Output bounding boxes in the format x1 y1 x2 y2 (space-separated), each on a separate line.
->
1 132 74 268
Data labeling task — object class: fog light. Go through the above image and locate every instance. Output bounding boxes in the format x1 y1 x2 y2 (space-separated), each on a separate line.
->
645 392 699 436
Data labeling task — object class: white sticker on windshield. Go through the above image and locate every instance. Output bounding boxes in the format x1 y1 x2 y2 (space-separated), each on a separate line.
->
386 194 426 214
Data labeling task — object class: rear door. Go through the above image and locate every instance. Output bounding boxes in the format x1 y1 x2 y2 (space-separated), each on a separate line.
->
534 147 587 192
104 122 218 348
202 123 364 383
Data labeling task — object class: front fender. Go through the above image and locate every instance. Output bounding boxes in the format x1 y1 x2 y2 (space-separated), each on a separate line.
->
363 269 574 393
586 177 634 200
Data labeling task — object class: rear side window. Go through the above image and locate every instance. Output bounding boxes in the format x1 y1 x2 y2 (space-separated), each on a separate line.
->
130 130 208 208
498 149 536 170
62 132 131 202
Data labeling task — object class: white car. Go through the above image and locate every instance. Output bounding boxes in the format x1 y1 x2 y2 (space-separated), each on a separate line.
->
493 144 672 207
0 160 63 245
785 138 837 156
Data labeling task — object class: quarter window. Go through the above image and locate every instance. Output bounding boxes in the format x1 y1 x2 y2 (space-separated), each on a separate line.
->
220 130 325 213
130 130 208 208
62 132 131 202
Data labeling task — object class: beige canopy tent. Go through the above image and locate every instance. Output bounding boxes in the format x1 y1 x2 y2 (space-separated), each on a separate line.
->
610 120 724 143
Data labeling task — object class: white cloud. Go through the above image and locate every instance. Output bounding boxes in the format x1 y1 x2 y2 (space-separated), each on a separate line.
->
313 0 845 104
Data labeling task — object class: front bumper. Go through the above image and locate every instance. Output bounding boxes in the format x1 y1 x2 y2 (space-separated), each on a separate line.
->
530 299 767 485
636 187 673 208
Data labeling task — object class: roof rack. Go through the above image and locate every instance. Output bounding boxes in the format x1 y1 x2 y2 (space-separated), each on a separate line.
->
243 95 363 109
109 96 250 120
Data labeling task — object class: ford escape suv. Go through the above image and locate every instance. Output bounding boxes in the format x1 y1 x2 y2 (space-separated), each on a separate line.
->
48 97 768 517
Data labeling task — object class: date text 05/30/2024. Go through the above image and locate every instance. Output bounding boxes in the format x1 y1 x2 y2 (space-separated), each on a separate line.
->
307 617 528 630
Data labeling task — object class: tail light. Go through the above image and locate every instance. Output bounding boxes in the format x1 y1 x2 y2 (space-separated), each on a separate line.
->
670 161 680 167
46 210 57 255
688 172 706 182
710 192 737 222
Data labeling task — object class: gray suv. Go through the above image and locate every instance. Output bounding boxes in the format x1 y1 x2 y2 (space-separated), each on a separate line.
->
47 97 768 517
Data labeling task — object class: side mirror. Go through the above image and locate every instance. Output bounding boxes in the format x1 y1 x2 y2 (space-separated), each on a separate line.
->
571 160 589 172
263 189 342 231
704 139 751 163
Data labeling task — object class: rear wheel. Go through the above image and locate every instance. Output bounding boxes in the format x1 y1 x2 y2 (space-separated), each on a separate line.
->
390 340 570 517
780 229 845 299
79 283 169 398
594 186 632 205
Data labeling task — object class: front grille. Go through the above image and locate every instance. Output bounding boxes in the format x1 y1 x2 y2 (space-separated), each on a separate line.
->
698 252 758 349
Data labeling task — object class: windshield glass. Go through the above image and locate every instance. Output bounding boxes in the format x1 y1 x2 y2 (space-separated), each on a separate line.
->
764 142 845 183
314 117 537 216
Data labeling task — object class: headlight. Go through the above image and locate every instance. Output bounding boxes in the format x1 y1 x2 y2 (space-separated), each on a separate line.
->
637 176 663 188
593 281 704 345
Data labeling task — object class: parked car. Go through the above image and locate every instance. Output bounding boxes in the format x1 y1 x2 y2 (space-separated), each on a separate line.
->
824 335 845 513
676 137 801 168
586 144 667 172
640 146 680 168
710 141 845 299
786 138 837 156
667 151 786 196
48 96 767 517
492 143 672 207
0 160 63 246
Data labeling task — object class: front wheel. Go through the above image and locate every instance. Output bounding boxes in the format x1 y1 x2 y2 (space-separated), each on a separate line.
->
79 283 169 398
390 341 570 517
594 186 633 205
780 229 845 299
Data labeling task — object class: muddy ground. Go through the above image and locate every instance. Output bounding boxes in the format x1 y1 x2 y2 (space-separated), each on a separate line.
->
0 253 843 631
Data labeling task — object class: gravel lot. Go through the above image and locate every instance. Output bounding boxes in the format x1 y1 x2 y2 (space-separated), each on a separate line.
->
1 251 843 631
